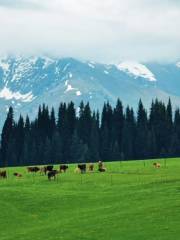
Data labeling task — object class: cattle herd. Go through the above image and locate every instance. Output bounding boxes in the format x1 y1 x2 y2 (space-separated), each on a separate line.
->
0 161 107 181
0 161 161 181
27 165 69 180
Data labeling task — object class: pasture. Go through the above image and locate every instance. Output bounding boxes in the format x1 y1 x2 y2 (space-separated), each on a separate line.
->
0 158 180 240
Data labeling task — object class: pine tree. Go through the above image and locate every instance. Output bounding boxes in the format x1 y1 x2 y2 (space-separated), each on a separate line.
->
112 141 121 161
122 106 136 160
147 129 157 158
25 115 30 132
149 99 167 156
15 115 25 165
112 99 124 154
43 137 51 164
165 98 173 153
49 107 56 137
70 131 88 163
77 102 92 145
171 108 180 156
89 117 100 162
174 108 180 141
100 123 109 161
100 102 113 160
1 106 15 167
135 100 148 159
66 102 76 137
50 131 63 164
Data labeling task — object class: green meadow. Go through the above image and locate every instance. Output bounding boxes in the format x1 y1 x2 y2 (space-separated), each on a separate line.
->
0 158 180 240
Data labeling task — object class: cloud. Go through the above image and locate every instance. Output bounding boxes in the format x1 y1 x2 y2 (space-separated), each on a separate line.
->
0 0 179 63
0 0 44 10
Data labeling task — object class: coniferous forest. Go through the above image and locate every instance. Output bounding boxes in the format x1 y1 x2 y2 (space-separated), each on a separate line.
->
1 98 180 167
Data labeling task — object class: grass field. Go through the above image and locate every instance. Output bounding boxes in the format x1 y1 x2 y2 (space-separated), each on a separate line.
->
0 158 180 240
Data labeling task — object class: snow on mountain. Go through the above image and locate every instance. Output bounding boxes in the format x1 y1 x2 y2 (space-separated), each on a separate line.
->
76 91 82 96
42 56 54 69
117 61 156 82
0 60 9 72
0 87 34 102
65 84 76 92
88 63 95 69
0 55 179 128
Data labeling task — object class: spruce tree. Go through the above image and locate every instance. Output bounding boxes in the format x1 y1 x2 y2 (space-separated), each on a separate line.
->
70 131 88 163
112 99 124 154
50 107 56 137
15 115 25 165
51 131 63 164
89 117 100 162
135 100 148 159
1 106 15 167
122 106 136 160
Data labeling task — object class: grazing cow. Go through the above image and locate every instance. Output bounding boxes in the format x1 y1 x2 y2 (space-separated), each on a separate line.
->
27 166 40 173
39 165 54 175
60 165 68 173
14 173 22 178
40 167 46 175
88 163 94 172
0 170 7 179
98 161 106 172
77 164 86 174
74 167 81 173
44 165 54 175
153 162 161 168
48 170 59 181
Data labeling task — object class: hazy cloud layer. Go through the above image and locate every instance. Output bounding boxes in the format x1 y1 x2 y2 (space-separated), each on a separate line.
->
0 0 179 63
0 0 44 9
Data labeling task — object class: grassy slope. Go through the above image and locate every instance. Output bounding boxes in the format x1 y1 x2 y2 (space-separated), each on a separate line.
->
0 158 180 240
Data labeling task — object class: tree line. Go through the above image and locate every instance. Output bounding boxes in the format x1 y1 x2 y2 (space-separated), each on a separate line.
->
1 98 180 167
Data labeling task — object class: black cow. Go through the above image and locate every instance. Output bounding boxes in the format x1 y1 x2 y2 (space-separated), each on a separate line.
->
60 165 69 173
0 170 7 179
78 164 86 174
48 170 58 181
44 165 54 175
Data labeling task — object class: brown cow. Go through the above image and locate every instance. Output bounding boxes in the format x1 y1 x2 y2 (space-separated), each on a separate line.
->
88 163 94 172
0 170 7 179
153 162 161 168
27 166 40 173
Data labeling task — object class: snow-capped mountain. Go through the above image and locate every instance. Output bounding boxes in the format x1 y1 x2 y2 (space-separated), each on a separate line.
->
0 55 180 126
117 61 156 82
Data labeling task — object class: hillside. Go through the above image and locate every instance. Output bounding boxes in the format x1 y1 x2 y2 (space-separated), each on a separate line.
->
0 158 179 240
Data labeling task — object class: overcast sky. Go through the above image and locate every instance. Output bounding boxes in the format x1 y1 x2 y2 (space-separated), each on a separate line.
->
0 0 179 63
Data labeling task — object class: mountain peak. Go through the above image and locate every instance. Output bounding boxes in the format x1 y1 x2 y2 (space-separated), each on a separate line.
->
0 56 180 128
117 61 156 82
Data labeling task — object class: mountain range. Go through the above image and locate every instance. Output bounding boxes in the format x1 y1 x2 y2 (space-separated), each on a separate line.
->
0 55 180 126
